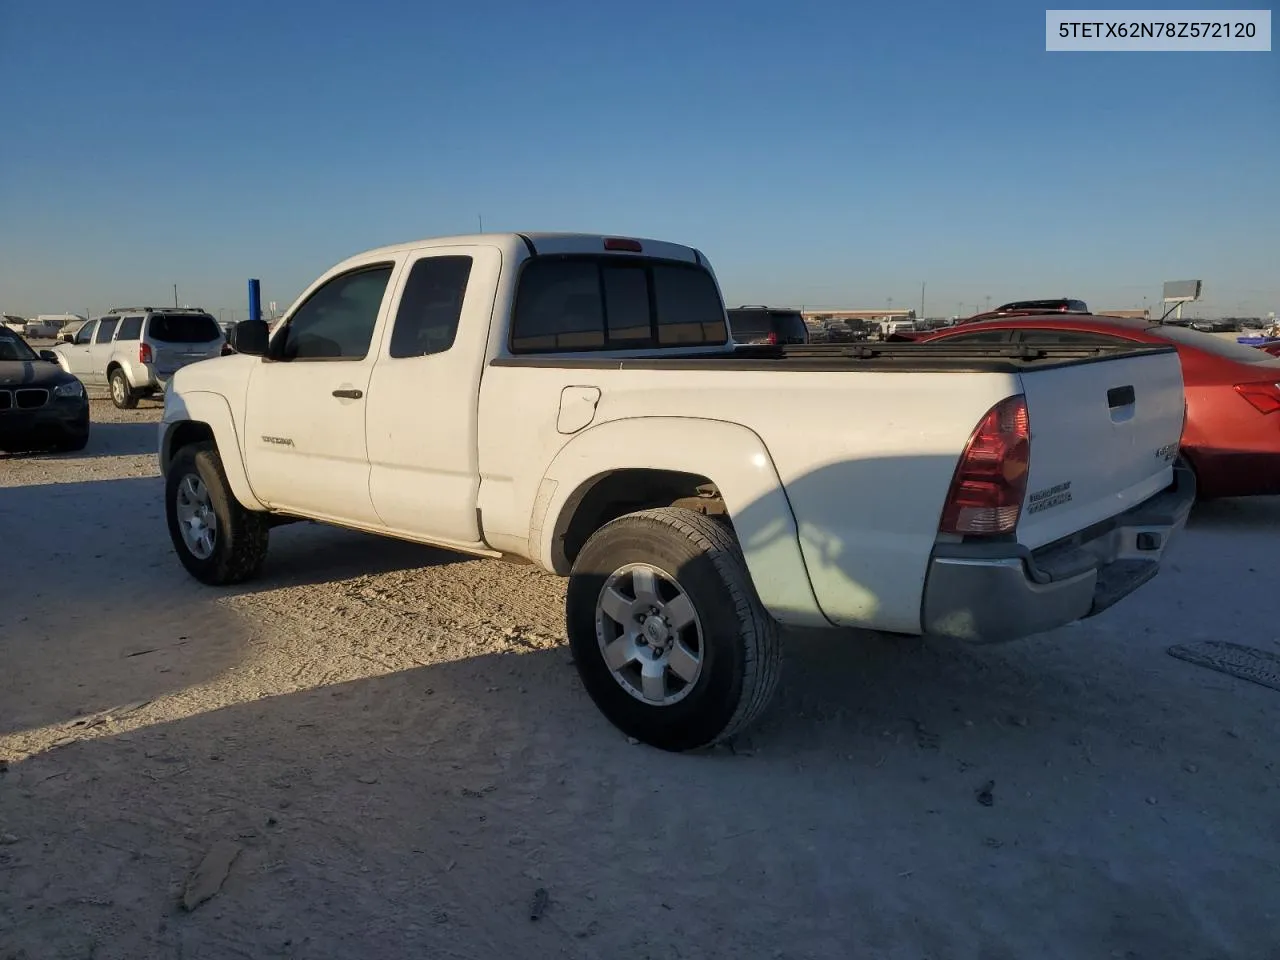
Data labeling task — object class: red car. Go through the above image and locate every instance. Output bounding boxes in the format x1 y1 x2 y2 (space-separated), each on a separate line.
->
919 315 1280 499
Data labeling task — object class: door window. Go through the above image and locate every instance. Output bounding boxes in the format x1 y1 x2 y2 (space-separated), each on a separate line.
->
276 265 394 361
95 318 120 344
387 256 472 358
76 321 98 345
1015 329 1131 346
936 329 1015 344
115 316 144 341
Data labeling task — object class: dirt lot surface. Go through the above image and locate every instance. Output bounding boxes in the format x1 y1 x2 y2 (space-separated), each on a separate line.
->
2 397 1279 959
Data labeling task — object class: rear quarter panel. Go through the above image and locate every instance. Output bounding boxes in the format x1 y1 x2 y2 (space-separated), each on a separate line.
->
479 362 1018 634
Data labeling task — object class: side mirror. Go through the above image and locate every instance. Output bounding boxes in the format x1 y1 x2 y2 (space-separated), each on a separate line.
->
39 349 59 363
232 319 270 357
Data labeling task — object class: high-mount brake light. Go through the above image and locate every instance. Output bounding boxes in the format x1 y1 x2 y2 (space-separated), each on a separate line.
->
1235 381 1280 416
603 237 643 253
938 395 1031 536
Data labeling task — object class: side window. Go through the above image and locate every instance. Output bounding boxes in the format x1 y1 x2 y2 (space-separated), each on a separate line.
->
95 318 119 344
388 256 472 359
510 257 729 354
939 329 1014 344
1016 330 1130 346
651 264 728 345
115 316 143 341
278 265 393 361
75 321 98 345
511 260 605 352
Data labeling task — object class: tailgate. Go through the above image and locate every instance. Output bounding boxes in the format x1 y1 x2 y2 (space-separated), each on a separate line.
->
154 342 221 375
1016 349 1184 550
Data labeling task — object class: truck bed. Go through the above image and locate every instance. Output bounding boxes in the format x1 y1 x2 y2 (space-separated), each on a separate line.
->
490 341 1178 374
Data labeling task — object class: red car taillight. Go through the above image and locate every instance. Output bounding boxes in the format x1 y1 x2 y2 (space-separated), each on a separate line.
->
939 396 1031 536
139 343 153 364
765 331 778 345
1235 381 1280 415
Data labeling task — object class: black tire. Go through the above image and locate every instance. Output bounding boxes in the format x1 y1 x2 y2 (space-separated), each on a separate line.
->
109 367 139 409
165 441 269 585
566 507 782 752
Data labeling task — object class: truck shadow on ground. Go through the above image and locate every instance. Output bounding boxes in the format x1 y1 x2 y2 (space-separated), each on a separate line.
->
1186 494 1280 532
3 629 1276 960
0 476 463 737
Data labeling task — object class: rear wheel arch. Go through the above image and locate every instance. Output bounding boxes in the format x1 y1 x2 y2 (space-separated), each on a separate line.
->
536 417 828 628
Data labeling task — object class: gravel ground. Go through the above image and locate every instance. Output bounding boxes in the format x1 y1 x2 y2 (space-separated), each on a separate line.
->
2 398 1279 959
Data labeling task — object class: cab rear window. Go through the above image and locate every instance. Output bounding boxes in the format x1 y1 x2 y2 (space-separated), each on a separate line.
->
511 256 728 354
148 314 221 344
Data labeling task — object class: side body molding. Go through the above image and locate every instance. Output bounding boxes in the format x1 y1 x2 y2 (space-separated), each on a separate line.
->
159 390 268 512
534 416 829 627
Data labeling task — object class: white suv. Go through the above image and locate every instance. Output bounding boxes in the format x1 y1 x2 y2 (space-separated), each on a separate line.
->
54 308 225 408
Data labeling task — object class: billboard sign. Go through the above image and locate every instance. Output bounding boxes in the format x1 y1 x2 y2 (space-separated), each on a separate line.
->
1162 279 1202 303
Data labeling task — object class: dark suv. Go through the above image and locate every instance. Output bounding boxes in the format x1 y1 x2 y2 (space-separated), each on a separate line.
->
726 306 810 346
994 298 1089 315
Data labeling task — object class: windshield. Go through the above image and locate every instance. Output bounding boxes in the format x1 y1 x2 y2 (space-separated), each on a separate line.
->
1148 324 1280 365
0 329 37 362
148 313 221 344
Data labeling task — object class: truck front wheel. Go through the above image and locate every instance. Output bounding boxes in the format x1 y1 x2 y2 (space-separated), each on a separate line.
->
566 507 781 752
165 441 269 585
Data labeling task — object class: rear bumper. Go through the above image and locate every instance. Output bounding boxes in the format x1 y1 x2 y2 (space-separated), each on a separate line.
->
921 465 1196 643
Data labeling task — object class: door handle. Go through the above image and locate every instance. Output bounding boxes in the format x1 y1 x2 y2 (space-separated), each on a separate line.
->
332 389 363 400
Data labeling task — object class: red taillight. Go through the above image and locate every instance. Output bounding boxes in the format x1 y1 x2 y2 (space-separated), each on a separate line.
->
765 331 778 345
139 343 153 364
1235 381 1280 415
939 396 1031 536
603 237 642 252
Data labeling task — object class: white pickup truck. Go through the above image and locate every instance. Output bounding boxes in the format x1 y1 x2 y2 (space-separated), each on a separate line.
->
159 232 1195 751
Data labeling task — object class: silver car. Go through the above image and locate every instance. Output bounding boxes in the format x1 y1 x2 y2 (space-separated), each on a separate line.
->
54 308 225 408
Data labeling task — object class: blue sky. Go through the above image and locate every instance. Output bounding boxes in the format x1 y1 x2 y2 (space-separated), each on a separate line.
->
1 0 1275 318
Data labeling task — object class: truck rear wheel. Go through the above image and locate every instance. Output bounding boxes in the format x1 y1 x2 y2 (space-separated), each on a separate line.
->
566 507 781 751
165 441 269 585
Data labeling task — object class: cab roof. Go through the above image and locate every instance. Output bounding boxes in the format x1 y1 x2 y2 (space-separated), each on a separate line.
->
339 232 702 266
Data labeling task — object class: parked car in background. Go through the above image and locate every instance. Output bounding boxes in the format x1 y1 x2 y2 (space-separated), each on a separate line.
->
56 319 88 344
53 307 224 408
821 319 856 342
1190 319 1238 334
160 231 1192 751
919 315 1280 499
726 306 809 345
0 326 89 453
954 299 1090 327
3 315 28 335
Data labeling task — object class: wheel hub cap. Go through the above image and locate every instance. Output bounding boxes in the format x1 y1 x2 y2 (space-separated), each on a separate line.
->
174 473 217 560
595 564 704 706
